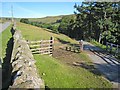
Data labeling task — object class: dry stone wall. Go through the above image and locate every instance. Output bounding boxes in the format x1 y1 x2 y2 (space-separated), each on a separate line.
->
9 30 44 89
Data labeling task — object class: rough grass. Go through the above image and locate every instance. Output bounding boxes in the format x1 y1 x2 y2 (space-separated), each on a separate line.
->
17 22 112 88
0 25 12 59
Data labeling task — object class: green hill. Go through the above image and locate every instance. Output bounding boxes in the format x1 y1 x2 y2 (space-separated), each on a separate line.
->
28 15 63 24
18 14 75 24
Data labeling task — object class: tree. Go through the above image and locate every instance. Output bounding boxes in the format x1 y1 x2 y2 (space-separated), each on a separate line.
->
58 15 75 36
20 18 29 24
74 2 120 44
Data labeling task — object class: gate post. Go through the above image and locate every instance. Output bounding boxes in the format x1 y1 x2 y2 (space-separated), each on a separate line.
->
79 40 83 52
50 36 54 56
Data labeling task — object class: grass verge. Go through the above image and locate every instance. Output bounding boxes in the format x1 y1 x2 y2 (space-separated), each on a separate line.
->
0 24 12 59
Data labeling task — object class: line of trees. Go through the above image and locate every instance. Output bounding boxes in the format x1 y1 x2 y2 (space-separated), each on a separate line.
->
58 2 120 45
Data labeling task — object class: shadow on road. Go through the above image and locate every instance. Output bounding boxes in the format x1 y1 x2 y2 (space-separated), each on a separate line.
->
83 43 120 83
72 62 102 76
94 63 120 83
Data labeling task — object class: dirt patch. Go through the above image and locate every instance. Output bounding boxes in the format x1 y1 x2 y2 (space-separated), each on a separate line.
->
53 48 83 65
53 46 102 76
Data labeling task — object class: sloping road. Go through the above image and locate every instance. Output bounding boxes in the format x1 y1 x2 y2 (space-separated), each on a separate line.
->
0 22 11 33
83 41 120 88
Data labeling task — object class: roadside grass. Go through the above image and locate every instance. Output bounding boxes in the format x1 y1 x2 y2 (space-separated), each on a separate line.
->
0 25 12 59
90 39 107 50
17 22 112 88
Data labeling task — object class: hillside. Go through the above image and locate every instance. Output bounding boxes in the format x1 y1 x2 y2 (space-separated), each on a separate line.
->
28 15 63 24
17 14 75 24
16 22 112 88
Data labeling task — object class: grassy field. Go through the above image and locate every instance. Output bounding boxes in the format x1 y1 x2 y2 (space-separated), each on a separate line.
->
17 22 112 88
0 25 12 59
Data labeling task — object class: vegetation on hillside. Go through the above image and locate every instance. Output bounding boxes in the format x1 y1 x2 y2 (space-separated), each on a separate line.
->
19 15 64 34
59 2 120 45
20 18 60 33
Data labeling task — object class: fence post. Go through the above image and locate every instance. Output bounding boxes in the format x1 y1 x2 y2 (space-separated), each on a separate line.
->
106 42 108 51
110 43 113 53
79 40 83 52
115 45 119 56
40 40 42 54
50 36 54 56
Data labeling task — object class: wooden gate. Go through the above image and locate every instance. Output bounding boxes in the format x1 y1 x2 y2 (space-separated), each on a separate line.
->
27 37 54 55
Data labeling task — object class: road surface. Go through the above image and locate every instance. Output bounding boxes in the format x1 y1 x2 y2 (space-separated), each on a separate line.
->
83 41 120 88
0 22 11 33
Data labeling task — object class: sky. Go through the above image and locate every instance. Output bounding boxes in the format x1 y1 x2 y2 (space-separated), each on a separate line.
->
1 2 82 18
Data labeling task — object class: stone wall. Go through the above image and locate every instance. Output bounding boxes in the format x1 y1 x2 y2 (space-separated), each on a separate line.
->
9 29 44 89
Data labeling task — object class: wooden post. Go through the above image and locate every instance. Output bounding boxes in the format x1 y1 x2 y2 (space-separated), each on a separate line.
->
106 42 108 51
40 40 42 54
115 45 119 55
73 45 76 52
69 47 71 51
66 47 68 51
50 36 54 56
110 43 113 53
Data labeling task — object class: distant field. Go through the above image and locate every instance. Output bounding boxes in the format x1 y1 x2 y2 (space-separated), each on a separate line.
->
28 16 62 23
16 15 63 24
0 18 11 23
17 14 75 24
17 22 112 88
